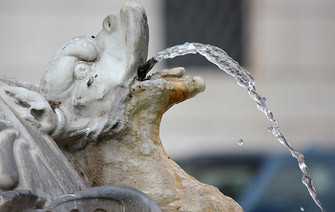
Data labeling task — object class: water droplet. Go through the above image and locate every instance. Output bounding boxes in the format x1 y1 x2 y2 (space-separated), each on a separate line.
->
238 139 244 146
300 206 305 211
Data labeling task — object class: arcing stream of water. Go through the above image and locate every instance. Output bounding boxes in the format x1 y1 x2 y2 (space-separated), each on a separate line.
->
139 42 325 212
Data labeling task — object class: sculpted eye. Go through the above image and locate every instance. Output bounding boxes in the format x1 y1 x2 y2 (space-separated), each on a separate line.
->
74 63 91 80
103 15 118 32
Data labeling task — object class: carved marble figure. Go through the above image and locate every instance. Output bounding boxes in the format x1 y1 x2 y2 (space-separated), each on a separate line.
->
0 2 243 212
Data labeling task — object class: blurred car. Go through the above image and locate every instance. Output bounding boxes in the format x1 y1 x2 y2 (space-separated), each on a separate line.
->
175 147 335 211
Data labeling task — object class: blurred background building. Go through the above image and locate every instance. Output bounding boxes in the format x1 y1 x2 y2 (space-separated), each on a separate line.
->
0 0 334 210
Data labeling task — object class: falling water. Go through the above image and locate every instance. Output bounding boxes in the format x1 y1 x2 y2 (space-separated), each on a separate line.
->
141 42 325 212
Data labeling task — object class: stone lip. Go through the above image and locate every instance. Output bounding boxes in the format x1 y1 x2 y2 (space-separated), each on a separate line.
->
0 190 38 212
0 186 161 212
140 67 206 108
40 185 161 212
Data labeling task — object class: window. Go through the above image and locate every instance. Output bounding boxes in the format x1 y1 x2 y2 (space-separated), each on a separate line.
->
164 0 246 69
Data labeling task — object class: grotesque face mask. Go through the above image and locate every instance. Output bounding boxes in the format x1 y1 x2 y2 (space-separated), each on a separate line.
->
38 2 205 150
39 2 149 148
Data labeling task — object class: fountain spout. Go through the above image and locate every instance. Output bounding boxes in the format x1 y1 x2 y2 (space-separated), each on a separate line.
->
137 57 158 81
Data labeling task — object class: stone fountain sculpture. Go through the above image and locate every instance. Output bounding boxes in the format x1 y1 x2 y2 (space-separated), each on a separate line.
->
0 2 242 212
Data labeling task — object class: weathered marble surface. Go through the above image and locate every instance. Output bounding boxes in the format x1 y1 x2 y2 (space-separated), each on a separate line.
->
0 1 243 211
0 78 86 205
63 67 242 211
